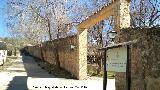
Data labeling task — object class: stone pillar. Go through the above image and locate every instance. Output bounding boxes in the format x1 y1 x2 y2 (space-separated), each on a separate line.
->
77 29 88 80
113 0 130 32
113 0 131 89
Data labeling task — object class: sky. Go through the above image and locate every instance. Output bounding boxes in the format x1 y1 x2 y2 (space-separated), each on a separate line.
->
0 0 159 38
0 0 8 38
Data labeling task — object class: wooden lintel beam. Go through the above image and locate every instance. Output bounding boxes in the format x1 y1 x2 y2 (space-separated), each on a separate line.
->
77 0 119 30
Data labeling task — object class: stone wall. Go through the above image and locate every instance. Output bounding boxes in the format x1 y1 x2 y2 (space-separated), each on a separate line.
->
116 27 160 90
25 36 80 79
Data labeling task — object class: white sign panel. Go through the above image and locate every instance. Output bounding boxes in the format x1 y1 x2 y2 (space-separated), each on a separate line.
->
106 46 127 72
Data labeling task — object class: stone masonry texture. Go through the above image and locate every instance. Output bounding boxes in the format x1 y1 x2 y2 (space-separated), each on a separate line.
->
115 27 160 90
25 35 83 79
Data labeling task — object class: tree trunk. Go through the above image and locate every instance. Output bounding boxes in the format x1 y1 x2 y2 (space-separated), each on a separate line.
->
97 52 102 75
55 46 60 69
55 27 61 69
40 44 44 61
14 48 16 56
47 19 52 41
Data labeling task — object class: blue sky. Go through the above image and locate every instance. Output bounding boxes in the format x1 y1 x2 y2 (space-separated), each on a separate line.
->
0 0 8 38
0 0 159 38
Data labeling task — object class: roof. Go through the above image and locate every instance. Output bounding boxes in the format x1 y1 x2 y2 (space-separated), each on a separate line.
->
99 40 137 50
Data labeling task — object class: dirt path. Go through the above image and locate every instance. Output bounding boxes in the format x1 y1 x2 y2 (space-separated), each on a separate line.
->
0 56 115 90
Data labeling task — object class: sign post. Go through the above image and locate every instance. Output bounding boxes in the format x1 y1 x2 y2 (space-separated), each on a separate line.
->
126 45 131 90
103 49 107 90
100 40 136 90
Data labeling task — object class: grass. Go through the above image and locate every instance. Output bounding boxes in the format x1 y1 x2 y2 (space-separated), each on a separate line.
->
87 64 115 79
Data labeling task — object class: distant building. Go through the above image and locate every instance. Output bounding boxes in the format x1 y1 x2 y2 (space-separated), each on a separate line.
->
0 41 7 66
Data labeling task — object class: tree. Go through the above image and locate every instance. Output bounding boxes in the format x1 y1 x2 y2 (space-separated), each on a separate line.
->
131 0 160 27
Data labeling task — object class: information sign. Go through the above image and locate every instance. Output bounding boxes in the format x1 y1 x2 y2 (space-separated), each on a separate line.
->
106 46 127 72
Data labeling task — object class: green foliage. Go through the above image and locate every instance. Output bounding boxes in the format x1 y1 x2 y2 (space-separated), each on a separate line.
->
0 43 7 50
1 37 26 50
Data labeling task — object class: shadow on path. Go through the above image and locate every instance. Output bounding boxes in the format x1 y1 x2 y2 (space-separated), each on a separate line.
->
7 76 28 90
6 55 55 90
